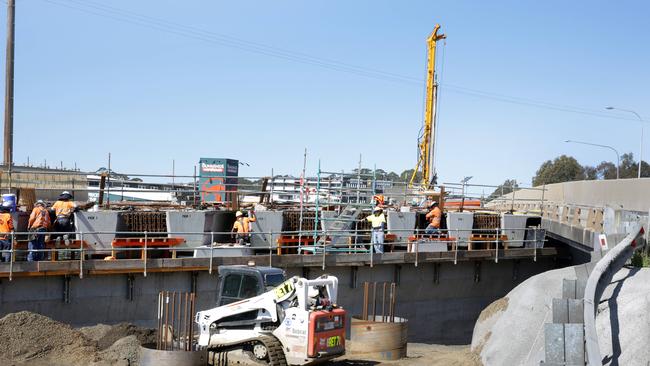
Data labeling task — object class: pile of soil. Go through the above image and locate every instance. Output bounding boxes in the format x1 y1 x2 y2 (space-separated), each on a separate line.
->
0 311 156 366
80 322 156 350
0 311 98 366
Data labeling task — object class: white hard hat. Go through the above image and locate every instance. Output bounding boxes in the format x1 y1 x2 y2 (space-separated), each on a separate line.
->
35 200 45 206
62 191 71 195
235 211 243 217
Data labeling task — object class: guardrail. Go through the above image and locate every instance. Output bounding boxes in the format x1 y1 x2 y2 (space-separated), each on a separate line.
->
0 227 548 279
583 222 645 365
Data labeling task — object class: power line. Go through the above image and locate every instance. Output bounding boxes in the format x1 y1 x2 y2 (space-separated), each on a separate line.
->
35 0 649 123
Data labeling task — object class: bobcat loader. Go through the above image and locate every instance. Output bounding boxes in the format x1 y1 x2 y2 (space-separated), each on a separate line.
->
196 265 346 365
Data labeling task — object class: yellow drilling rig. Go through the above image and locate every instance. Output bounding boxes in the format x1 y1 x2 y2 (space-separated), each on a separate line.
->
409 24 446 189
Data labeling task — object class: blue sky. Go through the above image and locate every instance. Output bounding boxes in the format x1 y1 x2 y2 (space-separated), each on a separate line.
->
3 0 648 188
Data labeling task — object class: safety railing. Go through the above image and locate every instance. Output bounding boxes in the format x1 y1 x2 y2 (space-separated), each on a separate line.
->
583 222 645 365
0 227 548 280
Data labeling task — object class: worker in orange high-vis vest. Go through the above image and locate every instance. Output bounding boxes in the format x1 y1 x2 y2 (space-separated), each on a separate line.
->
425 201 442 237
28 200 51 262
0 202 15 262
51 191 76 259
231 210 256 246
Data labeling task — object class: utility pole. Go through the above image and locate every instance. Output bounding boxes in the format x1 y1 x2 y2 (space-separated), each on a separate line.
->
3 0 15 166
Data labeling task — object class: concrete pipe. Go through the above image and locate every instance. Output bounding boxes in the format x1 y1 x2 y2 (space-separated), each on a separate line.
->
139 344 207 366
348 316 408 360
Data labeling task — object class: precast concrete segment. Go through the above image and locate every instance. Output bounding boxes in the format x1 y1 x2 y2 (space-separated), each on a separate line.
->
583 222 644 366
166 211 212 248
387 211 416 243
250 211 283 249
74 211 119 252
348 316 408 360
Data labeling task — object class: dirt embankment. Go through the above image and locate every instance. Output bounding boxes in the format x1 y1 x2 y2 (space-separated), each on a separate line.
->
0 311 156 366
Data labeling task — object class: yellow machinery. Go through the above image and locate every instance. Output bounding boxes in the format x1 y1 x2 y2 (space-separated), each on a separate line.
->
409 24 446 188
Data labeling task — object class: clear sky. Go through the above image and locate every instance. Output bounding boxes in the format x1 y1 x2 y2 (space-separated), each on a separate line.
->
2 0 648 189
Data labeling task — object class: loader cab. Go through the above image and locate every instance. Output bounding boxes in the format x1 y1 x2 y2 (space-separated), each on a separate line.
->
216 265 286 306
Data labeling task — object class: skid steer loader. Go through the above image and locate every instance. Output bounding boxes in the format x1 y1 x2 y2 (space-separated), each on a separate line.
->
196 265 346 365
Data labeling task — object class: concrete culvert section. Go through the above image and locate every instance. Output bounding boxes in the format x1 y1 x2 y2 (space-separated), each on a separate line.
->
348 316 408 360
139 344 207 366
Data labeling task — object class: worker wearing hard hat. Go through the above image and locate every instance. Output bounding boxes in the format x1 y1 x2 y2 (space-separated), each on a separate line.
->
231 210 256 246
425 201 442 236
51 191 77 259
27 200 51 262
0 202 14 262
366 206 386 254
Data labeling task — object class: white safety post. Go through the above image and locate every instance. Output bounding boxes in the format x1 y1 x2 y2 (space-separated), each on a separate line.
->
209 232 214 275
495 228 499 263
79 232 84 279
144 231 148 277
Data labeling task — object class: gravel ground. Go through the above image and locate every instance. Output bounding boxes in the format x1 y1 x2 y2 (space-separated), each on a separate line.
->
333 344 481 366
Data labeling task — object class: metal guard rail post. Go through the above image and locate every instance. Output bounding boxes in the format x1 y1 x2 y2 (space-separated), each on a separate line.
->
583 222 645 365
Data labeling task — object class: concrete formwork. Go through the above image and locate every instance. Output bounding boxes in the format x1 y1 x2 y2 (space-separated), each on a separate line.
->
166 211 214 248
250 211 283 249
75 211 120 252
387 211 416 244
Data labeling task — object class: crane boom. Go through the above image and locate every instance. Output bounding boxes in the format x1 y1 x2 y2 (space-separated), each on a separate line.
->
409 24 446 188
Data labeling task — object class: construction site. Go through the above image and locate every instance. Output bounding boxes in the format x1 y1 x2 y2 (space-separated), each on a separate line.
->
0 1 648 366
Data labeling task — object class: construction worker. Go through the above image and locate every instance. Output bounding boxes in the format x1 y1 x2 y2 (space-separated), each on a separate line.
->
366 207 386 254
0 202 14 262
51 191 76 259
27 200 51 262
232 210 256 246
372 194 385 207
425 201 442 237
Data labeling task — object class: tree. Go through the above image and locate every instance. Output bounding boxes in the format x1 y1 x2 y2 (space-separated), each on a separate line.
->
487 179 519 202
532 155 585 186
399 169 422 183
583 166 598 180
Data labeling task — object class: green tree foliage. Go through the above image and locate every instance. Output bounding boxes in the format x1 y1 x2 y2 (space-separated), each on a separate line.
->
532 155 585 186
487 179 519 202
532 152 650 186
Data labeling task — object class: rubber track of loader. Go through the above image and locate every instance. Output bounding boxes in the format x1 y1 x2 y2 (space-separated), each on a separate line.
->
259 335 287 366
209 334 287 366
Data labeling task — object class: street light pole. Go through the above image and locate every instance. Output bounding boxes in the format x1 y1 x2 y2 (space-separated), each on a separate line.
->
606 107 645 178
565 139 620 179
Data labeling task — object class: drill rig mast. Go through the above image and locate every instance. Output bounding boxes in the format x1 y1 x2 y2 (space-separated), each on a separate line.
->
409 24 446 188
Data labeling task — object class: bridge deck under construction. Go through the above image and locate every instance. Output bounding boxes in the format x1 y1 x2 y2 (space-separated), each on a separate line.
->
0 247 557 278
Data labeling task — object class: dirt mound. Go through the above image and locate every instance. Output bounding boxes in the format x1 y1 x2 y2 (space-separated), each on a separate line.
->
81 322 156 350
97 335 141 366
0 312 156 366
0 311 98 365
